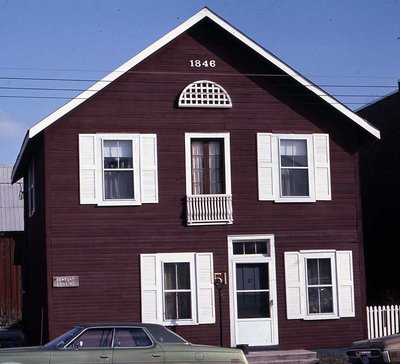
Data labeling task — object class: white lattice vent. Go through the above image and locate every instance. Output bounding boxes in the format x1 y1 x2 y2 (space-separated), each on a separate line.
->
178 80 232 108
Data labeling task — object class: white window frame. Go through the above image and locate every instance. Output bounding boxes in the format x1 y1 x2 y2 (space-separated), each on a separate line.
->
257 133 331 203
79 133 158 206
97 134 141 206
185 132 232 196
302 251 338 320
276 135 315 203
28 158 35 217
140 252 215 326
284 249 355 321
161 253 197 325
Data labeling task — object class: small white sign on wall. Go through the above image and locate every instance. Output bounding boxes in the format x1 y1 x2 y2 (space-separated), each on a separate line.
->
53 276 79 288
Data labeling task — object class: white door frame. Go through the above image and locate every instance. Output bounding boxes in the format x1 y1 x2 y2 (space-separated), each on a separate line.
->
228 234 279 347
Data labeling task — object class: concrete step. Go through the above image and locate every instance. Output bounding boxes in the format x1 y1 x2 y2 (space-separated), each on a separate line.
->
246 350 319 364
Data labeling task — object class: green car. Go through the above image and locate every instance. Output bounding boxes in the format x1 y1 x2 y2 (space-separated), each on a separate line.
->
0 323 248 364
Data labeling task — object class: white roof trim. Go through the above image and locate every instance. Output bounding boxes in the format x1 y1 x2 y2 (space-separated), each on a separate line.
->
16 7 379 173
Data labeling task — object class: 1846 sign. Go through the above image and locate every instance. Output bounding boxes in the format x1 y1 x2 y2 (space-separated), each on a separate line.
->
190 59 216 68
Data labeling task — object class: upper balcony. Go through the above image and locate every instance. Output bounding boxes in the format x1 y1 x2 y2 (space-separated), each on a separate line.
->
186 194 233 225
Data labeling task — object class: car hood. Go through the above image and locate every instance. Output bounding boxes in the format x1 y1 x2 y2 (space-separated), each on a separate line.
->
350 334 400 350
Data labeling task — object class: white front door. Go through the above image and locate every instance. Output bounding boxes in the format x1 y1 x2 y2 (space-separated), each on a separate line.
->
229 235 278 347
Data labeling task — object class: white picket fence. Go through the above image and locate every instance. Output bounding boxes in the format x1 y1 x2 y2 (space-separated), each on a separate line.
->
367 305 400 339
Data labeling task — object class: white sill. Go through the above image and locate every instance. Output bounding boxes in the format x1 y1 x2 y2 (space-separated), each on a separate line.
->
304 314 339 321
97 199 142 206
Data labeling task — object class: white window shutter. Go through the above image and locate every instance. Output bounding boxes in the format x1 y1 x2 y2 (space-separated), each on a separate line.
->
313 134 331 201
140 254 161 323
196 253 215 324
284 252 305 319
140 134 158 203
336 251 355 317
257 133 275 200
79 134 98 204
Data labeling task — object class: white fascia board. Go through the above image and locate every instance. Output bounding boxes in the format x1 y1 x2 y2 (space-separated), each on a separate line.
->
27 7 380 142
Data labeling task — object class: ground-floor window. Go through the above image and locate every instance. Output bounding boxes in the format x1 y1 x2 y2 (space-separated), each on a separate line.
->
285 250 355 320
140 252 215 325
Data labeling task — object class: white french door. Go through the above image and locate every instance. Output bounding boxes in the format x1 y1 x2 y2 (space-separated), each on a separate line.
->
228 235 278 347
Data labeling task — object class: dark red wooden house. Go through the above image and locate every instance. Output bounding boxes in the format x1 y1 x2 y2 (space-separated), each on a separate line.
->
12 8 380 349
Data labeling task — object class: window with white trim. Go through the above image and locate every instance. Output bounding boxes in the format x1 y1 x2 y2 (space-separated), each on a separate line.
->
79 133 158 206
185 133 231 197
185 133 233 225
284 250 355 320
257 133 331 202
178 80 232 108
27 158 35 217
140 252 215 326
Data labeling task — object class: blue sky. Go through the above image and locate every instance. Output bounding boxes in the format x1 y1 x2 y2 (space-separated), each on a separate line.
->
1 0 399 165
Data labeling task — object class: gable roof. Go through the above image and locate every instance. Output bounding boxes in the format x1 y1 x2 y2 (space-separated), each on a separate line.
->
12 7 380 181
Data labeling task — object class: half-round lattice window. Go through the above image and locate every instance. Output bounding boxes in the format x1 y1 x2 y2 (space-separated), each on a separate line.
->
178 80 232 108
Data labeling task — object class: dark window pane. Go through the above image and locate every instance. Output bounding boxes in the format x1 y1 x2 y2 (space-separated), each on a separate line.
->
236 264 268 290
307 259 332 285
114 328 152 348
164 264 176 290
164 292 177 320
177 263 190 289
308 287 333 314
237 292 270 318
104 171 134 199
244 242 255 254
280 140 308 167
70 329 113 348
256 241 268 254
233 243 243 255
177 292 192 319
281 169 309 197
319 259 332 285
164 292 192 320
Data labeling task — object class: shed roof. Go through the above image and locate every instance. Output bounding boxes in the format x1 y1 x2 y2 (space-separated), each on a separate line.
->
12 7 380 181
0 165 24 232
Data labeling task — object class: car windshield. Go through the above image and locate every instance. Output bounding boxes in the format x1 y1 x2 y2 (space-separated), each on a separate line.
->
43 327 83 349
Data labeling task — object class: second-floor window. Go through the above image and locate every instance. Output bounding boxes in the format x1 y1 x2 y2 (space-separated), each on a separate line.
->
79 133 158 206
185 133 231 197
257 133 331 202
102 139 136 200
191 140 224 195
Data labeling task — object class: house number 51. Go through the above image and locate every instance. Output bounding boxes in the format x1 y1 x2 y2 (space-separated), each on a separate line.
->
190 59 216 68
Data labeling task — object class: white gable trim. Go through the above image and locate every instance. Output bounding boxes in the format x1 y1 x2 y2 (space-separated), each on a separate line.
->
14 7 380 179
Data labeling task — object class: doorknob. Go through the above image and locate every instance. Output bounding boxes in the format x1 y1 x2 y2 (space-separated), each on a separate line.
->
269 299 273 307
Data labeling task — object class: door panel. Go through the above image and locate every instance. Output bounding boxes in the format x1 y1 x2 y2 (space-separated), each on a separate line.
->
234 262 276 346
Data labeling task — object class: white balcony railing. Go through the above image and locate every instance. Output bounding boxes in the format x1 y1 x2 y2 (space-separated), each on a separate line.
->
187 194 233 225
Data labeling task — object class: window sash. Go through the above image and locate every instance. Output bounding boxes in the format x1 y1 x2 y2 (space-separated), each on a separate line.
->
305 256 335 316
279 138 311 198
163 262 194 321
191 140 224 195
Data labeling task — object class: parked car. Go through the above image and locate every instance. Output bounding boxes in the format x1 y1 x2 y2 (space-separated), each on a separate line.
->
0 323 248 364
0 328 25 348
346 333 400 363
